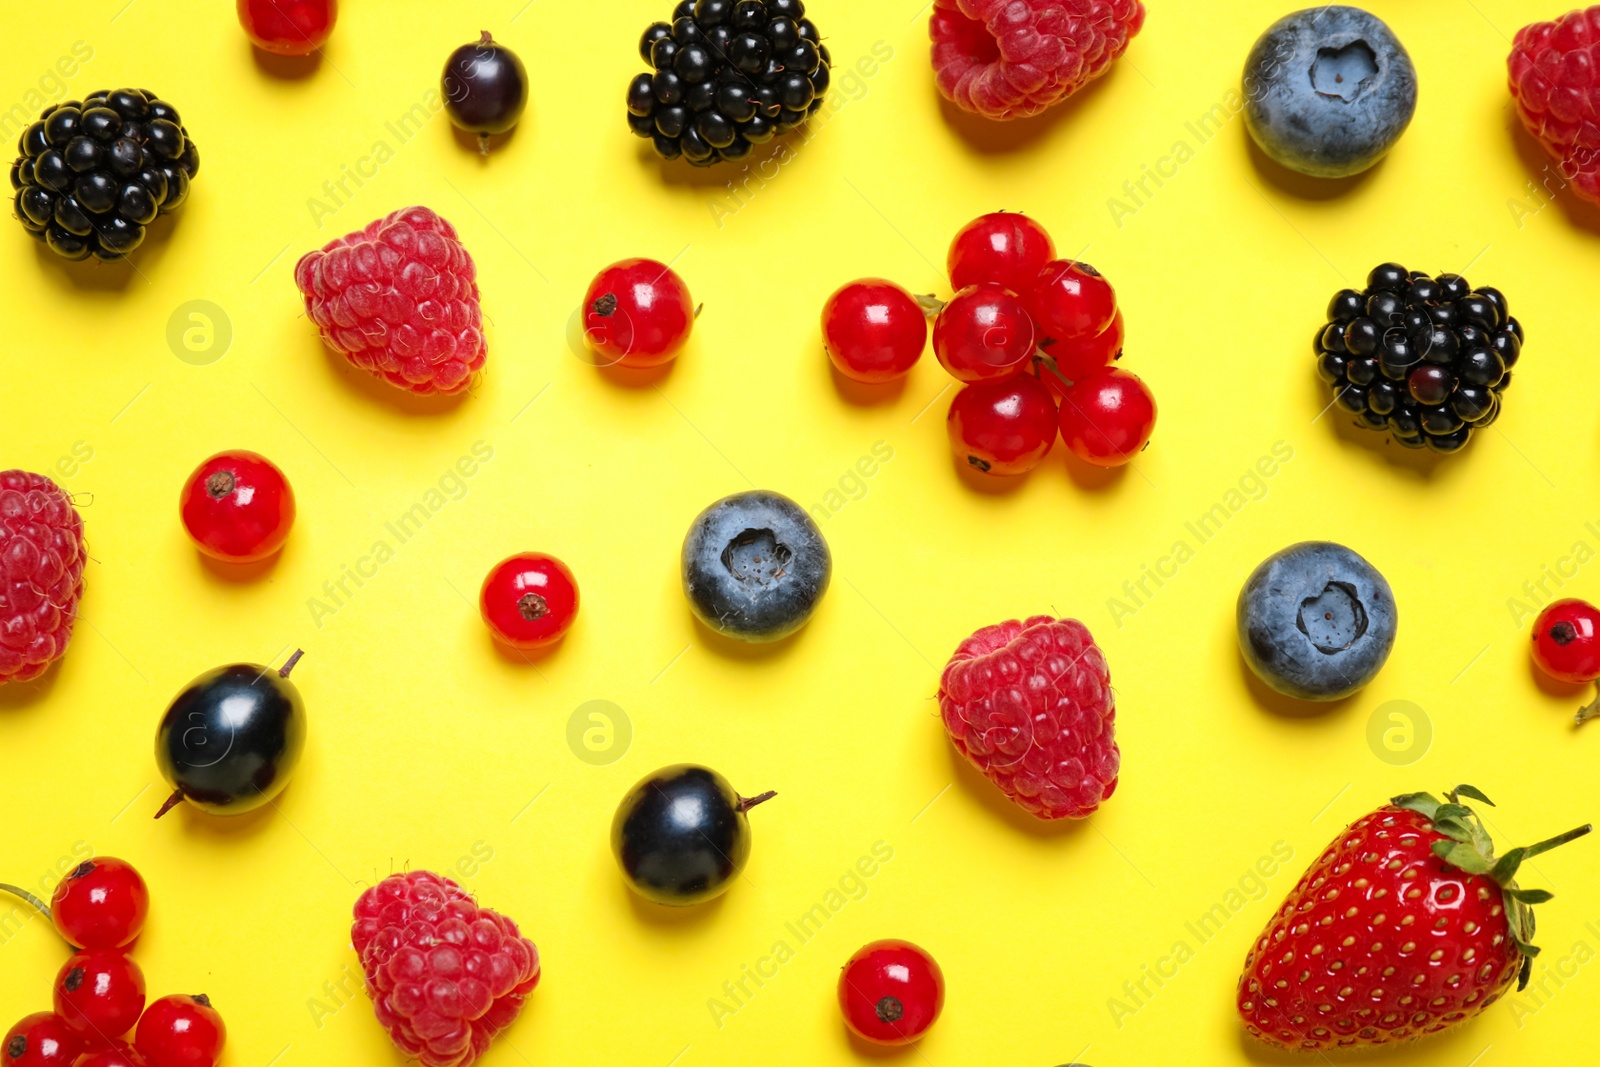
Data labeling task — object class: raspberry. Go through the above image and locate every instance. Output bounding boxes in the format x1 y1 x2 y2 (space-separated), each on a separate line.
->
1509 7 1600 204
294 207 486 396
0 471 86 685
351 872 540 1067
930 0 1146 120
938 616 1118 819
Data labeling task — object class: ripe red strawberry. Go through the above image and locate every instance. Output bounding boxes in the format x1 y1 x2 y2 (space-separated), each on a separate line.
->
1509 7 1600 205
294 206 486 395
0 471 86 684
937 616 1118 820
930 0 1146 121
1238 786 1590 1052
351 871 539 1067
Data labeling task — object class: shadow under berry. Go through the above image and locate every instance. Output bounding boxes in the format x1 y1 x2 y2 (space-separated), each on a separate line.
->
934 69 1114 155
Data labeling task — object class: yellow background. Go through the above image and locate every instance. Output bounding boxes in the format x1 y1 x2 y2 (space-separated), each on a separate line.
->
2 1 1598 1064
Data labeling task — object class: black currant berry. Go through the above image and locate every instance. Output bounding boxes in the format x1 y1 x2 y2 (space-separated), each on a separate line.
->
442 31 529 154
611 764 774 906
154 650 307 818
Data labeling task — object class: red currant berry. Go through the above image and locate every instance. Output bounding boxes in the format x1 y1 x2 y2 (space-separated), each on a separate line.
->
947 373 1058 477
1027 260 1117 342
49 858 148 951
1038 309 1124 398
1533 599 1600 683
480 553 580 650
4 1013 84 1067
821 279 927 383
947 212 1055 295
932 283 1037 383
53 951 145 1040
1059 368 1157 467
73 1047 146 1067
134 996 225 1067
838 939 944 1046
236 0 336 56
582 258 695 369
179 451 295 564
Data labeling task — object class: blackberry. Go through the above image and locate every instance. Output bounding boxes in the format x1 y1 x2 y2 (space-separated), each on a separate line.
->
1317 264 1520 454
627 0 831 166
9 88 198 262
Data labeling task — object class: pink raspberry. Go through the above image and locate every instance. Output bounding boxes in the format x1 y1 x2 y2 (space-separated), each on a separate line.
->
0 471 86 685
930 0 1146 120
1509 6 1600 204
351 872 540 1067
938 616 1119 820
294 207 486 395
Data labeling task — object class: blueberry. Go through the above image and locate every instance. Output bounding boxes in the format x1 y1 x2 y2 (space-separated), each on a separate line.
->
681 489 830 642
1242 6 1418 179
1237 542 1397 701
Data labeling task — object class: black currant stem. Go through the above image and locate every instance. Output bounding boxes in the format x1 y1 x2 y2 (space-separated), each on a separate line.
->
1577 685 1600 726
279 648 305 678
153 789 186 820
0 883 51 920
737 791 777 813
478 132 490 156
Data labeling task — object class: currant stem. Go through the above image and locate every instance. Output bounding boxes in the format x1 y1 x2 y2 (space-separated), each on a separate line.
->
737 790 777 813
154 789 186 820
914 294 945 317
0 883 51 920
279 648 305 678
1577 685 1600 726
478 132 490 156
1033 352 1075 390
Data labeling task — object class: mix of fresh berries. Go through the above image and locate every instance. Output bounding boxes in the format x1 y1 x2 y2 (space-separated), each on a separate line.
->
294 206 486 395
236 0 337 56
937 616 1119 820
1530 598 1600 724
442 32 528 153
154 651 306 818
10 89 198 261
838 940 945 1046
1239 787 1590 1052
930 0 1146 120
351 871 541 1067
628 0 832 166
0 471 86 685
612 765 774 905
582 258 696 368
1510 6 1600 205
822 279 929 384
2 858 224 1067
178 451 295 564
479 553 580 650
1318 264 1522 454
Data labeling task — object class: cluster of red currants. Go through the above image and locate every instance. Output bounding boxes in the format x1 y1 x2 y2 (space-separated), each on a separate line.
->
823 211 1158 475
2 858 224 1067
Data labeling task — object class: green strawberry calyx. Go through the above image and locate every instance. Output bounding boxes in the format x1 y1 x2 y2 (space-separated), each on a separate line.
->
1391 784 1591 990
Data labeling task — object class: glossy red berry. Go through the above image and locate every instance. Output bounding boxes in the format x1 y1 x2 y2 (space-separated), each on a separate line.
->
1532 599 1600 683
821 279 927 383
236 0 336 56
1059 368 1157 467
480 553 580 650
947 373 1058 477
49 858 148 951
73 1047 146 1067
3 1013 84 1067
179 451 295 564
1027 260 1117 342
947 212 1055 295
932 283 1037 382
1038 309 1124 397
838 940 944 1046
133 996 225 1067
583 258 695 369
53 951 145 1041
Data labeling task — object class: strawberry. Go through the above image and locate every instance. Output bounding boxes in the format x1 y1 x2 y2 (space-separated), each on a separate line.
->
1238 786 1589 1052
